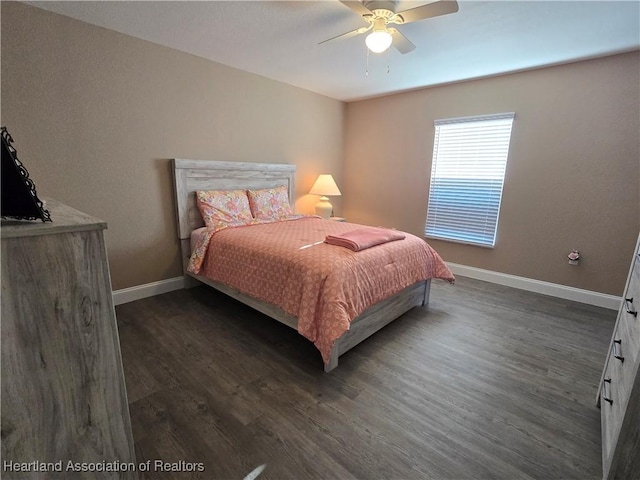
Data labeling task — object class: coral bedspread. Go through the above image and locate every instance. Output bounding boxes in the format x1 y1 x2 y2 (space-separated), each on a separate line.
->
188 217 454 364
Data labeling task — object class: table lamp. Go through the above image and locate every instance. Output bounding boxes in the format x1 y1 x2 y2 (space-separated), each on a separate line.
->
309 174 341 219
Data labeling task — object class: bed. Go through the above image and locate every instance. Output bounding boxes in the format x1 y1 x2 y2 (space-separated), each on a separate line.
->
173 159 454 372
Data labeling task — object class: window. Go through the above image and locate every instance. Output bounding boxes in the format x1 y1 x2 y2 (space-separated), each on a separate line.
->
425 112 515 248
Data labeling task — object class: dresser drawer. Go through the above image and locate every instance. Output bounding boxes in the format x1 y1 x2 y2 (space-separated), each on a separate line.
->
601 361 626 475
628 253 640 302
605 338 633 408
617 266 640 366
615 313 640 369
628 250 640 301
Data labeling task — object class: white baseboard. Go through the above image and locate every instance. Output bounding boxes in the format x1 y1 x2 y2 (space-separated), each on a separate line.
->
113 267 621 311
113 277 185 306
447 263 621 311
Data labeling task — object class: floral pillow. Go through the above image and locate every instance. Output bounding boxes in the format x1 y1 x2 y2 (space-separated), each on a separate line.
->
195 189 253 227
247 186 293 221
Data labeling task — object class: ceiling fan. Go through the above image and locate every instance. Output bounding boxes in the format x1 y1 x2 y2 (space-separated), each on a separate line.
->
320 0 459 54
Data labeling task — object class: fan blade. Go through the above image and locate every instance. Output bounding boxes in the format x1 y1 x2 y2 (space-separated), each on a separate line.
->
396 0 459 24
319 26 371 45
339 0 373 16
389 28 416 54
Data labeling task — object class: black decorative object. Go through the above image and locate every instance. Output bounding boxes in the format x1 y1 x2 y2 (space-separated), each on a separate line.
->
1 126 51 222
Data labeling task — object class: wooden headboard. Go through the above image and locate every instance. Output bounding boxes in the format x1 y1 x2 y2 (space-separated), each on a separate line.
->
172 159 296 273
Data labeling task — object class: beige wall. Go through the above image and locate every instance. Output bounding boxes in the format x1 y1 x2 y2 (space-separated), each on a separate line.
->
1 2 345 290
344 52 640 296
3 3 638 297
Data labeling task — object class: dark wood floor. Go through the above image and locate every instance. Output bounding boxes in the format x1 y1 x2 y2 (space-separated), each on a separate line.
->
116 276 616 480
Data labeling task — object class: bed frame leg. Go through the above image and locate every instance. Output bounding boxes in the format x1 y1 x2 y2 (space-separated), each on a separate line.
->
422 279 431 306
324 349 339 373
184 275 200 289
180 239 201 289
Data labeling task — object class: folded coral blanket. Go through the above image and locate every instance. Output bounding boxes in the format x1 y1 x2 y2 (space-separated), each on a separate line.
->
325 227 406 252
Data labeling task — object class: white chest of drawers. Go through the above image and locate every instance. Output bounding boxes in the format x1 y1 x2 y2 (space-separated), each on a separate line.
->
598 232 640 479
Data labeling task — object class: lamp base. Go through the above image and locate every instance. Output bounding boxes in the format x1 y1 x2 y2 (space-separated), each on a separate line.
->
314 196 333 219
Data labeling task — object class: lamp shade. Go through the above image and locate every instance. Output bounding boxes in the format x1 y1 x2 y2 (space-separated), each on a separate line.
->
365 30 393 54
309 174 341 197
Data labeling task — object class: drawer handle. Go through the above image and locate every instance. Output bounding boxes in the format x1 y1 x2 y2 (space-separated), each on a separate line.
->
613 339 625 363
602 378 613 405
625 297 638 317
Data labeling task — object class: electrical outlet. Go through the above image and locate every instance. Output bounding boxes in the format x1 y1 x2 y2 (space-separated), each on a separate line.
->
568 250 580 266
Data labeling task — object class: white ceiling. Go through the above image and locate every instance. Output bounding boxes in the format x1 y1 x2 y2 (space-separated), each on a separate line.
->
25 1 640 102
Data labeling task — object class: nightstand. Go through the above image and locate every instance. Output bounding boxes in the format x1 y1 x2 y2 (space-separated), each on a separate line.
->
329 217 346 222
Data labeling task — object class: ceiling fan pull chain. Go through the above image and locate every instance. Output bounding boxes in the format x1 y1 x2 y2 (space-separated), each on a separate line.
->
366 46 370 77
386 48 390 74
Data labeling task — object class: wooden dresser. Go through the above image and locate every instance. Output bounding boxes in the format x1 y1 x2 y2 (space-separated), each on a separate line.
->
1 199 136 479
597 232 640 479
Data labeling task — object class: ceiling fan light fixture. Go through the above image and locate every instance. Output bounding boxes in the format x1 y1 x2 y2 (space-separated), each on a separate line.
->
365 30 392 53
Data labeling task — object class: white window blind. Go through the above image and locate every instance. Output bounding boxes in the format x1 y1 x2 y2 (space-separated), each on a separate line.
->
425 112 515 248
